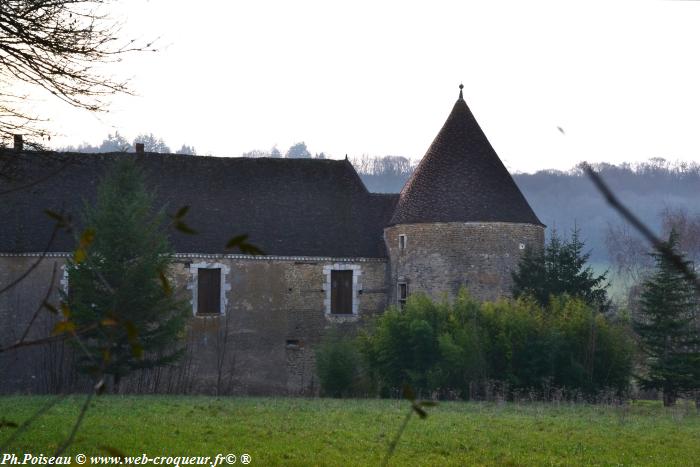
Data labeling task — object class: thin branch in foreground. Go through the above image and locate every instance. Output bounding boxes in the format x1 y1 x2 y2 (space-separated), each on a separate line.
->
54 390 95 456
380 385 436 467
0 218 62 295
0 394 67 451
380 407 414 467
0 322 101 355
583 162 700 294
18 263 57 344
0 332 68 354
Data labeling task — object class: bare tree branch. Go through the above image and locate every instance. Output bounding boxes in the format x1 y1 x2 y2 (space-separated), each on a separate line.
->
18 262 58 343
0 1 156 142
0 394 68 452
54 390 94 456
583 162 700 294
0 215 63 295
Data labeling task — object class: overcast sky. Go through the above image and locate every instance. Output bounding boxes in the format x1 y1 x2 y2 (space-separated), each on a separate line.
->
31 0 700 173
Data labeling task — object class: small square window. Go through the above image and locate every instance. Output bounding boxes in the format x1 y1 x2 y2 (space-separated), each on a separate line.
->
398 282 408 310
286 339 302 349
399 234 407 251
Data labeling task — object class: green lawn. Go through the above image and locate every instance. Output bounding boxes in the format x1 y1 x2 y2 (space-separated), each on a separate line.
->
0 396 698 466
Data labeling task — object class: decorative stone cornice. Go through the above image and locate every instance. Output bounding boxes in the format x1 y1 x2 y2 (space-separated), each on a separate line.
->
0 251 387 263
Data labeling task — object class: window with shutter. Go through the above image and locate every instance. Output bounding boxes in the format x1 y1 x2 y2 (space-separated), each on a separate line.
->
330 270 353 314
197 268 221 315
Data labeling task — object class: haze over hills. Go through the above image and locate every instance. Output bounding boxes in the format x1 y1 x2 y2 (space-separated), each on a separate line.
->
356 156 700 263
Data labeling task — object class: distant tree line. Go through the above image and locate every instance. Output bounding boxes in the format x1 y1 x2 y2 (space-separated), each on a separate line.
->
349 156 700 261
242 141 327 159
513 159 700 261
59 132 196 155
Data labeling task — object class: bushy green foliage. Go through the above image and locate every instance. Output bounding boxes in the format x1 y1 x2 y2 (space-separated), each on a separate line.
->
512 228 610 311
360 293 486 397
634 231 700 406
360 291 634 398
65 158 188 388
315 331 362 397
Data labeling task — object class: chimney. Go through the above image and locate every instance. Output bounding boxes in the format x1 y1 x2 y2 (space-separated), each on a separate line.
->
135 143 144 155
13 135 23 152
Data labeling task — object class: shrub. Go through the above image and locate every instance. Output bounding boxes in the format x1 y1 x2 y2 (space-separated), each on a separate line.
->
359 289 634 399
315 331 361 397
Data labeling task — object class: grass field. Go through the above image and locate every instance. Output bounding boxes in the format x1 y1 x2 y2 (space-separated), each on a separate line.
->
0 396 699 466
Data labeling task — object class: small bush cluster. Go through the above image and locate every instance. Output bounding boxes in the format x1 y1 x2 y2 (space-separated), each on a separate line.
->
314 330 363 398
316 291 635 400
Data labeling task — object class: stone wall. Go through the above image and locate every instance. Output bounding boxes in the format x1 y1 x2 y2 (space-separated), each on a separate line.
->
0 255 78 394
385 222 545 304
0 254 389 395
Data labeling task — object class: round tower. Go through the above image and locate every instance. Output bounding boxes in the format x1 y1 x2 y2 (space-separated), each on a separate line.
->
385 85 545 303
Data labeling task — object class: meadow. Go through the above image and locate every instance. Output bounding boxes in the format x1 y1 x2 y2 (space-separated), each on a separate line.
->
0 396 699 466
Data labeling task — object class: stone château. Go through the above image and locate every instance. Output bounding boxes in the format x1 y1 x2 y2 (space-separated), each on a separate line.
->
0 86 544 395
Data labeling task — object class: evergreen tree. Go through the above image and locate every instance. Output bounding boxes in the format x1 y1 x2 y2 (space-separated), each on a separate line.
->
511 245 547 305
512 228 610 311
65 158 188 390
634 230 700 406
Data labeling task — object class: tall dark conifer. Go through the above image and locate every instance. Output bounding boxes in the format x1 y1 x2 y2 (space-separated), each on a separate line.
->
635 230 700 406
512 228 609 311
65 158 188 390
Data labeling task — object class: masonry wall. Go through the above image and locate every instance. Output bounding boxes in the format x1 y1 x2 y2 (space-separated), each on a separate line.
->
385 222 545 304
0 255 389 395
0 256 78 394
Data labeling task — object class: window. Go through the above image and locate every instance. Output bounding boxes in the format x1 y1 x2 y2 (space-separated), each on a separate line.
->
189 262 230 316
286 339 301 349
398 282 408 310
197 268 221 315
330 270 353 314
399 234 407 251
323 264 361 317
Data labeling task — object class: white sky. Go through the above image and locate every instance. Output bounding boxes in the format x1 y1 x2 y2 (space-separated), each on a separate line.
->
30 0 700 173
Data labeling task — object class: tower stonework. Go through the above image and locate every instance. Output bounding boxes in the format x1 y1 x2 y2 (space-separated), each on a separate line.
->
385 87 545 303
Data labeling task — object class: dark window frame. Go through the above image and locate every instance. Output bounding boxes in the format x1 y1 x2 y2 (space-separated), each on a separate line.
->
398 282 408 310
398 234 407 251
197 267 222 316
330 269 354 315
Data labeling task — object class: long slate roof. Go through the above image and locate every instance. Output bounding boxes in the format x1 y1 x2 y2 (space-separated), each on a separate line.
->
390 88 543 226
0 151 398 258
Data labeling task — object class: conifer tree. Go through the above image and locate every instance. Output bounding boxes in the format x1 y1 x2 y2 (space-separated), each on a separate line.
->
634 231 700 406
512 228 610 311
511 245 547 305
65 158 188 390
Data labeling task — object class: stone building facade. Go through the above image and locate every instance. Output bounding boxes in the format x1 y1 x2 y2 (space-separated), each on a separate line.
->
0 87 544 395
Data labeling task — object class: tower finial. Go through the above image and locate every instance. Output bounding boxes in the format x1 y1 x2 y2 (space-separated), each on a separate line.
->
459 83 464 99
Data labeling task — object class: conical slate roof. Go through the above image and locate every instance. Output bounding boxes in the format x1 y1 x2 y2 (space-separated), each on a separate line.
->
389 87 543 226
